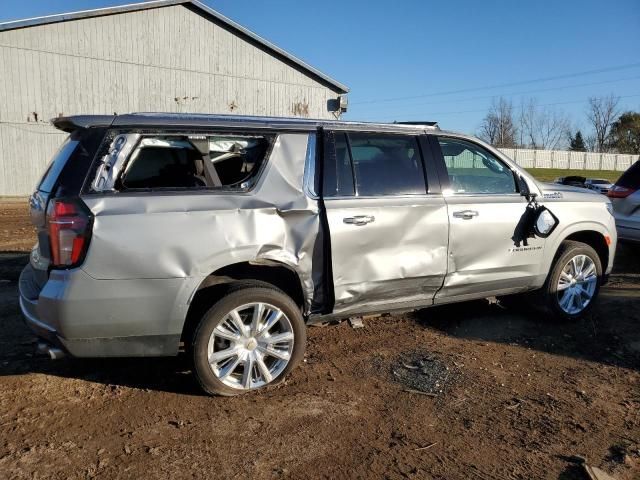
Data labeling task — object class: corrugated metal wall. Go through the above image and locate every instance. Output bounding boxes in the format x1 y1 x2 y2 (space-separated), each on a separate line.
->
0 5 342 195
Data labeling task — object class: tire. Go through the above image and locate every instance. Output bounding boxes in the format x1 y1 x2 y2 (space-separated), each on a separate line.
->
191 283 306 396
537 240 602 321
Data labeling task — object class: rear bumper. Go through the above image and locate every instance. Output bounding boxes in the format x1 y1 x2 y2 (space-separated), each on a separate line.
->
18 264 186 357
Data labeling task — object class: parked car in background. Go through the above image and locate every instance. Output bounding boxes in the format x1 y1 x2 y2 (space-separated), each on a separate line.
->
19 114 617 396
585 178 614 195
554 176 587 188
608 161 640 242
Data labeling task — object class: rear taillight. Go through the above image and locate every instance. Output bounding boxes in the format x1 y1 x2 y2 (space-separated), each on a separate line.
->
46 198 92 268
607 185 637 199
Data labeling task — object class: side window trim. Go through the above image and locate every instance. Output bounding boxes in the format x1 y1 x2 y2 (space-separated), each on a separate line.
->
419 135 442 194
431 135 520 196
344 133 359 196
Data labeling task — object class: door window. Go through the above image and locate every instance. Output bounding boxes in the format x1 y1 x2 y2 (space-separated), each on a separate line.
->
349 133 426 196
437 137 517 194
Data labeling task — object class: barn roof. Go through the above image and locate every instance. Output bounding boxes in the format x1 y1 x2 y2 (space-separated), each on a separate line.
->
0 0 349 94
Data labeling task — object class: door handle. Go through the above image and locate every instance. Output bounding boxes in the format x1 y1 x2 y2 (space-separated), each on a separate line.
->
343 215 375 226
452 210 479 220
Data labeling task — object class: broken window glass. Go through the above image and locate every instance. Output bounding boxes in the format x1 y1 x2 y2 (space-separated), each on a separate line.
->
110 134 271 191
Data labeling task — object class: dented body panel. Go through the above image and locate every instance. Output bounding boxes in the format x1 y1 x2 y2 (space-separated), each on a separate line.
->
325 195 448 315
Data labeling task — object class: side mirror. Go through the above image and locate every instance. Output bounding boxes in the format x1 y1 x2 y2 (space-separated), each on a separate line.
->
533 207 559 238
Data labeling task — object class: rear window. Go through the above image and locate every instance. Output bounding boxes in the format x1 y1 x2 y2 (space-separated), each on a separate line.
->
616 161 640 189
38 128 107 195
38 138 78 193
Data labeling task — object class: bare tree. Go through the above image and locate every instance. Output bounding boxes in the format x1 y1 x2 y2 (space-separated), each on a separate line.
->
478 97 517 147
518 98 571 149
584 133 597 153
587 94 620 152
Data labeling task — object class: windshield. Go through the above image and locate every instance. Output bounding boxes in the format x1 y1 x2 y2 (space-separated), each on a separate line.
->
37 137 78 193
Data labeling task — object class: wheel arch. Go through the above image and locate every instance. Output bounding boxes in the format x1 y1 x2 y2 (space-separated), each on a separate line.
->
541 222 612 283
563 230 610 272
180 260 307 348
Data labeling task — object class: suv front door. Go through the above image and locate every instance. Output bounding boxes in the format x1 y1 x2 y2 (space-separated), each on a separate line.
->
429 135 545 302
322 130 449 315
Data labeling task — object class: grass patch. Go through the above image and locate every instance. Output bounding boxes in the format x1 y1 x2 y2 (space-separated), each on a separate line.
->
525 168 621 183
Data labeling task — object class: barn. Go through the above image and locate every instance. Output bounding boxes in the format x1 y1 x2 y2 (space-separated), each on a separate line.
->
0 0 349 196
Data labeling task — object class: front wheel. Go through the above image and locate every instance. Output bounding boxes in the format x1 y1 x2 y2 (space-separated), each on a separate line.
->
540 240 602 320
191 284 306 396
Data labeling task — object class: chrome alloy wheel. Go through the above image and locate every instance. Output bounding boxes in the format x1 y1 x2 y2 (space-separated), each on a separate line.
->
207 302 294 390
557 254 598 315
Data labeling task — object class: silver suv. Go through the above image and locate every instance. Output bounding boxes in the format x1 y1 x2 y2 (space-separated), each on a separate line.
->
19 114 616 396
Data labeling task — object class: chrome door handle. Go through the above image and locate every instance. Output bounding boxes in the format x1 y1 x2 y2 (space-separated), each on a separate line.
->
452 210 479 220
343 215 375 226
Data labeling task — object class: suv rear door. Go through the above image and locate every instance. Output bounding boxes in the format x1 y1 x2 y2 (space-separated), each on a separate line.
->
321 130 448 316
429 135 545 301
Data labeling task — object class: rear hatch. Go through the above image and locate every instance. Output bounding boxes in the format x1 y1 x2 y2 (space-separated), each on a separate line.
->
26 127 108 297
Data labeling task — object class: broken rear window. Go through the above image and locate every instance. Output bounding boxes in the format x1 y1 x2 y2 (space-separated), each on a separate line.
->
91 133 272 192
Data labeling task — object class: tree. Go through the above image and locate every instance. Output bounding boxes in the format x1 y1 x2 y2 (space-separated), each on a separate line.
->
608 111 640 154
586 94 620 152
569 130 586 152
518 98 570 150
478 97 517 147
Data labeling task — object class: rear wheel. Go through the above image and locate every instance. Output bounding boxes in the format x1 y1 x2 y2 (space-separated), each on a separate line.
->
191 285 306 396
539 240 602 320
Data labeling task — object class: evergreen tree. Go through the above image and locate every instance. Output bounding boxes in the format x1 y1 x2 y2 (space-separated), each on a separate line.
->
609 112 640 154
569 130 586 152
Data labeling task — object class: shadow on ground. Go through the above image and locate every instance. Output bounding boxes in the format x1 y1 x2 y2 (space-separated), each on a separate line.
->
415 241 640 372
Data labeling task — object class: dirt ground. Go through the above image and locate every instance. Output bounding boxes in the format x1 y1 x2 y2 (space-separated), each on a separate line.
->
0 201 638 480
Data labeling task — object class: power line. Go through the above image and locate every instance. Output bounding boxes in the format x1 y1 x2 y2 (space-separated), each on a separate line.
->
355 75 640 113
352 62 640 105
387 93 640 120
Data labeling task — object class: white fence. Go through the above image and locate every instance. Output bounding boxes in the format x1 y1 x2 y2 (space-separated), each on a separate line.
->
498 148 639 171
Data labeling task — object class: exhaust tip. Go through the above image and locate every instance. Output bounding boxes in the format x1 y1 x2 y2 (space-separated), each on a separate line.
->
36 342 65 360
48 348 65 360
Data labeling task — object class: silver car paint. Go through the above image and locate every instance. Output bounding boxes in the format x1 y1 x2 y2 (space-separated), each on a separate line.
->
611 189 640 242
18 115 617 358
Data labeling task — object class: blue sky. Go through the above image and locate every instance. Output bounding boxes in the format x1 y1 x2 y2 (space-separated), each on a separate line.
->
1 0 639 136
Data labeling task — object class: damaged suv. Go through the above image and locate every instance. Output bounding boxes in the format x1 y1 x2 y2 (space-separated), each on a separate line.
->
20 114 616 395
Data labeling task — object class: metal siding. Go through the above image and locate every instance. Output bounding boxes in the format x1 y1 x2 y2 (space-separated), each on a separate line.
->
0 5 340 195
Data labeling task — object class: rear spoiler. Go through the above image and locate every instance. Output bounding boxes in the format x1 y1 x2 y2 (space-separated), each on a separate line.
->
51 115 116 133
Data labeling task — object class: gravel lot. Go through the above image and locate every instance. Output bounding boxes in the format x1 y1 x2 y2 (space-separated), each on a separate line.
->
0 201 638 479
